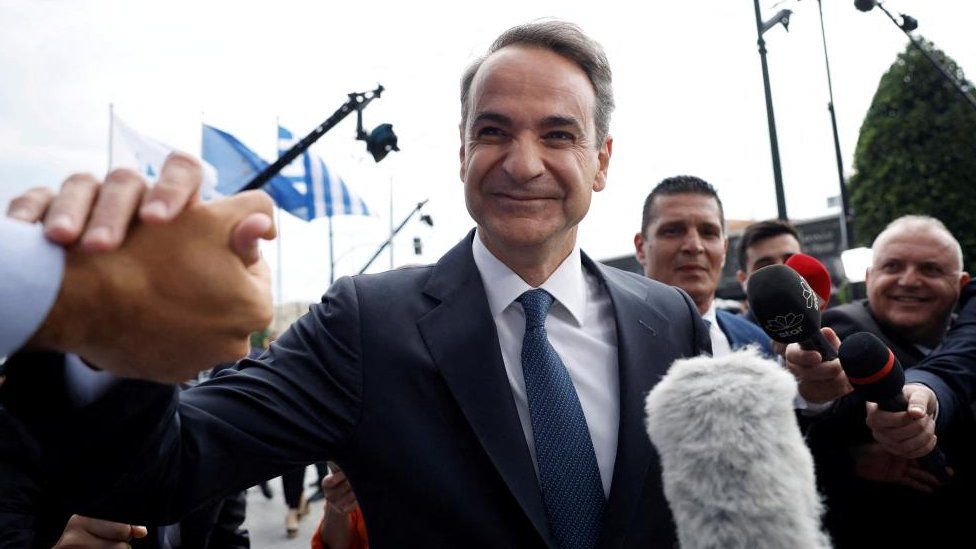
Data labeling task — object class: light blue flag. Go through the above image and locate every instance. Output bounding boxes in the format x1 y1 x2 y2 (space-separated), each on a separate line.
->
201 125 298 210
277 126 371 221
112 114 219 200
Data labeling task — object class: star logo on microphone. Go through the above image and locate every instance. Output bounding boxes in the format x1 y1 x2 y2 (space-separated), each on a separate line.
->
799 279 818 310
765 313 804 333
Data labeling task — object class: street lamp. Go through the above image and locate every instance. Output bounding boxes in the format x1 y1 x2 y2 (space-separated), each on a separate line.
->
813 0 854 250
239 85 398 193
752 3 792 220
855 0 976 113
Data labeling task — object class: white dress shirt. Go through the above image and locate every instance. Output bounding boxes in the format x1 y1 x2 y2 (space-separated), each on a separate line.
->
0 217 64 361
472 232 619 496
701 301 732 358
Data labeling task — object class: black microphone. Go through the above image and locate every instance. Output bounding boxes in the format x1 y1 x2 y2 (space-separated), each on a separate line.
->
854 0 876 12
746 264 838 361
838 331 952 483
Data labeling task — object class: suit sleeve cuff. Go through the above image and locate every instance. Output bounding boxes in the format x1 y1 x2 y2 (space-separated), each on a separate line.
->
906 370 954 432
795 395 836 416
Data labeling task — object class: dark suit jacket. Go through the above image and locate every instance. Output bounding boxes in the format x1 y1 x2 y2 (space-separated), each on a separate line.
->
810 296 976 547
715 309 772 356
2 233 710 548
0 405 42 548
910 280 976 414
823 300 926 368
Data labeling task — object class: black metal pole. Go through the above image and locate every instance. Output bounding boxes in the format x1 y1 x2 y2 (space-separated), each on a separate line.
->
753 0 788 220
236 85 385 193
874 4 976 113
816 0 853 249
358 199 429 275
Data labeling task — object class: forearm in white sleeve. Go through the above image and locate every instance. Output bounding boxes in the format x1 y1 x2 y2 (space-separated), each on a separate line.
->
0 217 64 360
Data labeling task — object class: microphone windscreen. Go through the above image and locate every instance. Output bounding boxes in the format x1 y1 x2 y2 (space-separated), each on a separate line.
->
854 0 876 12
746 264 823 343
785 254 832 310
645 349 830 549
837 331 905 403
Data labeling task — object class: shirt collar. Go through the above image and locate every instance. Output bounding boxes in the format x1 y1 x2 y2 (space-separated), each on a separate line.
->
472 230 587 327
702 300 718 325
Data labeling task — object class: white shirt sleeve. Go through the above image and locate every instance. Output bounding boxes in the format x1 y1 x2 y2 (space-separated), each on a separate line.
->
0 217 65 360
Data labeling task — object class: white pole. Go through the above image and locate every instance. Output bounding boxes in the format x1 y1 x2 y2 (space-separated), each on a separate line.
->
108 103 115 171
389 174 394 269
275 117 285 305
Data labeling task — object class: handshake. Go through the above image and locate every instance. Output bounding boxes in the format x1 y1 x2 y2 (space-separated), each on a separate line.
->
9 153 276 382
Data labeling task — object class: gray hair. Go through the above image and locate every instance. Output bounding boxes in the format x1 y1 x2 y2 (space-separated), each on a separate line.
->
873 214 964 270
459 20 615 147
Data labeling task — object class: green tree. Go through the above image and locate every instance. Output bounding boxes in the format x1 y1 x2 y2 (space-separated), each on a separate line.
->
848 38 976 271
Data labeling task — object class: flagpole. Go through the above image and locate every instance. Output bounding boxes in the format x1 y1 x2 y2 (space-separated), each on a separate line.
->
358 199 429 275
108 103 114 171
388 175 394 269
274 117 285 305
328 214 335 285
276 207 284 305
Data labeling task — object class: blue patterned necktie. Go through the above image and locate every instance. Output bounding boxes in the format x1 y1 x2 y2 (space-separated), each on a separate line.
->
517 289 605 548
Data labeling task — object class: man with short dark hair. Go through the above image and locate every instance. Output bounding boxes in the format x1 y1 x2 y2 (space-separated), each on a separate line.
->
735 219 803 325
736 219 802 287
634 175 771 357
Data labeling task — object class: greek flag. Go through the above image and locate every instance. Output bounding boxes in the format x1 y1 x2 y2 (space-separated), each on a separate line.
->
111 113 218 200
277 126 371 220
201 125 298 210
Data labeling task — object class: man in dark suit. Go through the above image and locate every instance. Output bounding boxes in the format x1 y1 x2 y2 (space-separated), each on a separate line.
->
823 215 969 366
901 280 976 417
2 21 709 548
804 215 974 547
633 176 771 357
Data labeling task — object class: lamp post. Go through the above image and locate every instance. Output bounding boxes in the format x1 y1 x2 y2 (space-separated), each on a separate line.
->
239 85 398 193
240 86 398 285
358 200 432 275
814 0 854 250
855 0 976 114
752 2 792 220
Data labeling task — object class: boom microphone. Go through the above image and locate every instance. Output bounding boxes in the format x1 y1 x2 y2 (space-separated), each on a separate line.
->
785 253 831 311
854 0 876 12
645 349 830 549
747 264 838 361
838 332 952 483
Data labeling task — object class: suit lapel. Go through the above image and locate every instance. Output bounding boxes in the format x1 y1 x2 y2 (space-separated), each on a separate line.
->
416 233 553 545
589 258 672 547
715 309 737 348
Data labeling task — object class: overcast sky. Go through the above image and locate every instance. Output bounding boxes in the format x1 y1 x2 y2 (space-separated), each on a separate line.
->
3 0 973 303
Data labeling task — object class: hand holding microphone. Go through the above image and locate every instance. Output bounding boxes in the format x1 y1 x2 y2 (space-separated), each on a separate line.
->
866 385 938 459
838 332 951 484
747 263 852 403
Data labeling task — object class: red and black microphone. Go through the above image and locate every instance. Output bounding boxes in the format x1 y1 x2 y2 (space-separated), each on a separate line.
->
785 253 831 312
838 331 951 484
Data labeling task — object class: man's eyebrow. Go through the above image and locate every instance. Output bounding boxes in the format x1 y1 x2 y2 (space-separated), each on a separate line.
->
539 115 584 133
470 112 511 127
656 220 687 230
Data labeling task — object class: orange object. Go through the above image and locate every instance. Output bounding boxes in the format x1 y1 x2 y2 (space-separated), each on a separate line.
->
310 507 368 549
